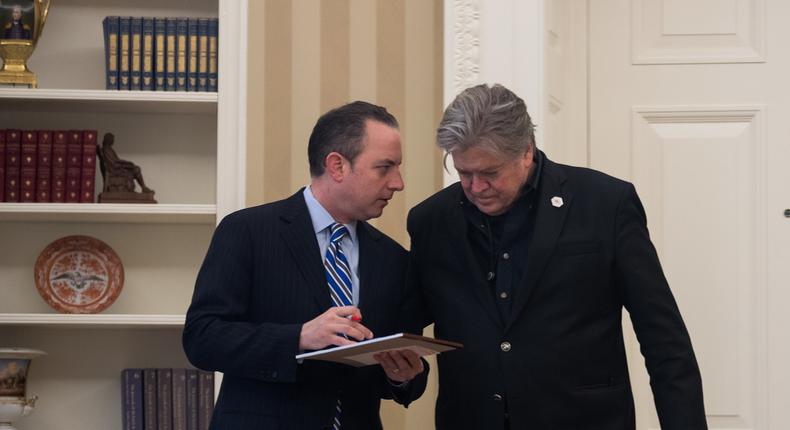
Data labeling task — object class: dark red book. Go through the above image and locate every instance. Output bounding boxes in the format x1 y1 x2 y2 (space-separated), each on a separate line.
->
65 130 83 203
51 131 68 202
36 131 53 202
0 130 6 202
80 130 98 203
20 130 37 202
4 129 22 202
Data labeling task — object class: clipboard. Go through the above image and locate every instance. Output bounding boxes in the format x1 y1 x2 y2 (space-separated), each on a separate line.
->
295 333 463 367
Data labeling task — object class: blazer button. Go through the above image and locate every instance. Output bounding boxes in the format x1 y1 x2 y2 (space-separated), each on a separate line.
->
500 341 511 352
493 393 503 402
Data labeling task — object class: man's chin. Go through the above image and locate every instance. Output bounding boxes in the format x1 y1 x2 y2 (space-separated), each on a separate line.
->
475 201 505 216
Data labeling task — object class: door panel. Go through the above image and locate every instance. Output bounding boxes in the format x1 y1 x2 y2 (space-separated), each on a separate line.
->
588 0 786 428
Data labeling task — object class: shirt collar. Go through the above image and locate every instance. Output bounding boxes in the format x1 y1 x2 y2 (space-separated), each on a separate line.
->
303 186 358 241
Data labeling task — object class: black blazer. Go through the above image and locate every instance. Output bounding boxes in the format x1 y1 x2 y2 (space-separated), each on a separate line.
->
183 189 427 430
406 153 706 430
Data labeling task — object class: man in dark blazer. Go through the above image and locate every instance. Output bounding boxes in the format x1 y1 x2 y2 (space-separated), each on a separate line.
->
184 101 428 430
405 84 706 429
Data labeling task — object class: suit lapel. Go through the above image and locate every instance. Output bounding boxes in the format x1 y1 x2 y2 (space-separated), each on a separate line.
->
357 222 383 311
448 186 504 330
279 190 333 311
506 159 572 332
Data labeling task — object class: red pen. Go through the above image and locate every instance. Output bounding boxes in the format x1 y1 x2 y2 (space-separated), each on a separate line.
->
351 315 362 322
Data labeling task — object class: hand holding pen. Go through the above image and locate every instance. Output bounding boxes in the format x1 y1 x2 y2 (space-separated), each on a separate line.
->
298 306 373 351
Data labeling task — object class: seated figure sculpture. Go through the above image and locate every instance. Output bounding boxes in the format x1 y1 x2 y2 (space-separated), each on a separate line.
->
97 133 156 203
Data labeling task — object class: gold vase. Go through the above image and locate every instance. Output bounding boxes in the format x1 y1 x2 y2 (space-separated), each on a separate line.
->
0 0 52 88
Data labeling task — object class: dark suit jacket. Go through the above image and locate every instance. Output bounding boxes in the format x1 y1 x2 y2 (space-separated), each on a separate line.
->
183 189 427 430
406 152 706 429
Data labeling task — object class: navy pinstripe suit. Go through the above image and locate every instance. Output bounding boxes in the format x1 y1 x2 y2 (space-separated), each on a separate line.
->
183 189 427 429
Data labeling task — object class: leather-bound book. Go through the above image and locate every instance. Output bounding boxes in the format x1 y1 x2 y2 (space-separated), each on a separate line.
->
65 130 83 203
0 130 5 202
36 131 53 202
51 131 68 202
80 130 98 203
20 130 38 202
4 129 21 202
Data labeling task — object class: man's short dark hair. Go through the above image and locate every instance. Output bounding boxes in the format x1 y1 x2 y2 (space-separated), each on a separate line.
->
308 101 399 177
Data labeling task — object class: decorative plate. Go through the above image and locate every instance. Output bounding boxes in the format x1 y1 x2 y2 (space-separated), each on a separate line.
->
34 235 124 314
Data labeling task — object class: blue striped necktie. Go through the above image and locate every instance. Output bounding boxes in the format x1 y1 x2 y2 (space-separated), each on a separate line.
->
325 223 353 307
324 222 352 429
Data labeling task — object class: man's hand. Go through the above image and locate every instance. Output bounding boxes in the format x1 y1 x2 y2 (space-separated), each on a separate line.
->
299 306 373 351
373 349 424 383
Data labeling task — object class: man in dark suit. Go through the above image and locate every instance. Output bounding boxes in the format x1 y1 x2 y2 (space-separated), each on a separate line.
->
405 84 706 429
184 101 428 430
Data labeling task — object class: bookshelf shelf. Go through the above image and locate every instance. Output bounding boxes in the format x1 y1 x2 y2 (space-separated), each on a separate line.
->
0 88 218 115
0 203 216 224
0 313 185 328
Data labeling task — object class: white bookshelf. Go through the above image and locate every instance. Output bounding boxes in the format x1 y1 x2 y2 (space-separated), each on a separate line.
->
0 313 185 328
0 203 216 223
0 1 246 429
0 88 218 114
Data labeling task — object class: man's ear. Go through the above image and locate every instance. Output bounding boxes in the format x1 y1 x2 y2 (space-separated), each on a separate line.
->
324 152 347 182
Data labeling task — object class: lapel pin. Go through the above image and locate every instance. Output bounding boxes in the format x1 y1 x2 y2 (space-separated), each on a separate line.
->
551 196 564 208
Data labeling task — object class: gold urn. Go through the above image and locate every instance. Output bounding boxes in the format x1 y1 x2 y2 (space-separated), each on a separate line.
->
0 0 52 88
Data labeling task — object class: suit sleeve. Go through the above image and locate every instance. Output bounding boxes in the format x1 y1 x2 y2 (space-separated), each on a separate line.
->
614 183 708 429
382 233 430 406
402 207 435 333
182 213 303 383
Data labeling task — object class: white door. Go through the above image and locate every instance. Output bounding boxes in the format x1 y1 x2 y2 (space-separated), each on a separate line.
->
568 0 790 428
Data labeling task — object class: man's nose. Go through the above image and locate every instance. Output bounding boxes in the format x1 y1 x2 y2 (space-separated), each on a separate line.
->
389 169 404 191
470 175 488 194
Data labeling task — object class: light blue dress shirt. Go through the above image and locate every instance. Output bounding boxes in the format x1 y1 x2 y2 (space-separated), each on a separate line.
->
303 186 361 305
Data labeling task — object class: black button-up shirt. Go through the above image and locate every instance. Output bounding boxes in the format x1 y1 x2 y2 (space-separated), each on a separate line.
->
461 150 544 324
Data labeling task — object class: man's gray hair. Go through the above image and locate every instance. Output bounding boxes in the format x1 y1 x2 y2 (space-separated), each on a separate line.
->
437 83 535 158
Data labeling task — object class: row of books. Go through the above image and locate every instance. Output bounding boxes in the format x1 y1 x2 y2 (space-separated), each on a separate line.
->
103 17 219 92
121 368 215 430
0 129 97 203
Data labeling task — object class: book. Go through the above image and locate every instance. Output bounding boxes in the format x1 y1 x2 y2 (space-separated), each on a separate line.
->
295 333 463 367
165 18 177 91
207 18 218 92
51 131 67 203
4 129 21 202
35 131 52 202
103 16 120 90
154 18 166 91
142 369 157 430
157 368 173 430
142 18 154 91
185 370 198 430
121 369 144 430
187 19 198 91
80 130 97 203
0 130 5 202
119 17 131 90
130 17 143 90
197 371 214 430
196 18 209 92
65 130 82 203
171 369 187 430
19 130 37 202
175 18 188 91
